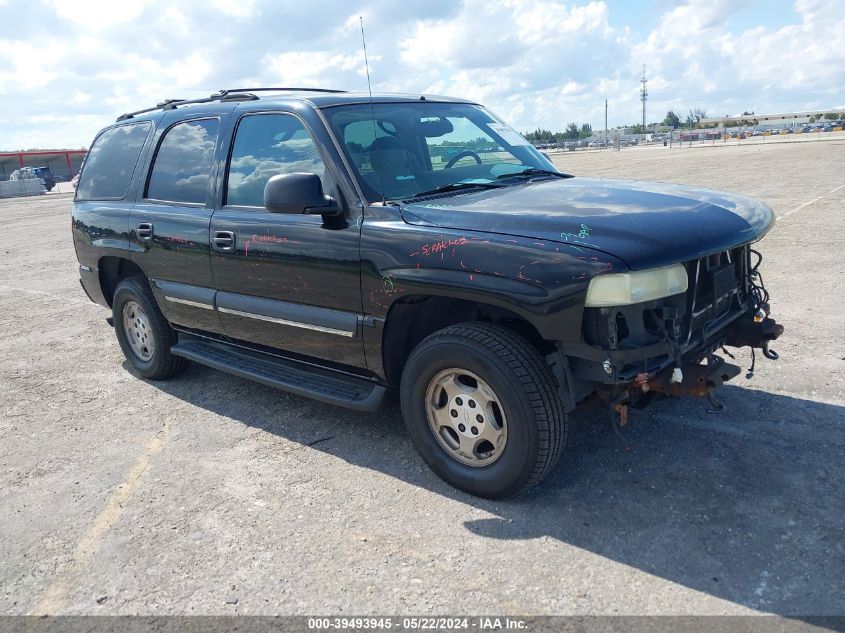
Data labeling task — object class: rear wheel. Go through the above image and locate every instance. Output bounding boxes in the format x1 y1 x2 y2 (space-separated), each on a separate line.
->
400 322 567 498
112 276 187 380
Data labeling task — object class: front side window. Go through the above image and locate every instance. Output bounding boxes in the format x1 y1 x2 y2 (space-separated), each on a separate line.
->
146 119 219 204
324 103 556 201
76 122 151 200
226 113 326 207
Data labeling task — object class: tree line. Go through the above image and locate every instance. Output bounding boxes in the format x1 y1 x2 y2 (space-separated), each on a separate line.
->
524 124 593 142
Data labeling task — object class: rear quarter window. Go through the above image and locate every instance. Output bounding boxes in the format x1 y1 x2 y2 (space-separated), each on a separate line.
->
76 122 152 201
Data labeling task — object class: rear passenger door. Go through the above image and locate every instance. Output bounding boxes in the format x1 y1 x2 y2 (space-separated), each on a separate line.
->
131 115 223 334
210 111 365 369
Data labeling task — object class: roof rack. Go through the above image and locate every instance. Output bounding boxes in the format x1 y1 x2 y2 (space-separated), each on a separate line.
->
212 87 348 97
116 87 346 122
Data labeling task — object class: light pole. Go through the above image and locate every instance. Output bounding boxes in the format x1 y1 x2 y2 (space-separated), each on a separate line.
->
640 65 648 142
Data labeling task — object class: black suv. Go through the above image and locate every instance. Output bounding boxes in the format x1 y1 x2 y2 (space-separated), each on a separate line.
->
32 166 57 192
72 88 783 498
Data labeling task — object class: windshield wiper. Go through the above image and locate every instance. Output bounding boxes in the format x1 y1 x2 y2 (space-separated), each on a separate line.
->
496 168 571 180
408 181 504 199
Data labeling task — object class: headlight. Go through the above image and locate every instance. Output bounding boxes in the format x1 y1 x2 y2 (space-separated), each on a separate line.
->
585 264 688 307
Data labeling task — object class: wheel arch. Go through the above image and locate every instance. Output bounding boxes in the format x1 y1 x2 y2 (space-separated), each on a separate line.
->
98 256 145 307
381 293 554 387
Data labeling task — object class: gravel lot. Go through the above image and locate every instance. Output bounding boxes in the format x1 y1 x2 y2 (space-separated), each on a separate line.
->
1 141 843 618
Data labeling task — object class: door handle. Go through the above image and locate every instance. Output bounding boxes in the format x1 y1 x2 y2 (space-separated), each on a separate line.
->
212 230 236 251
137 223 153 241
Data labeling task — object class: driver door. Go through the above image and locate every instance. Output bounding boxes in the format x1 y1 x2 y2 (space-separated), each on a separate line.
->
209 111 366 370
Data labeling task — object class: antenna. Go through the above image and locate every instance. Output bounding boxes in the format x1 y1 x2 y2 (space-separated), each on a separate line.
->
359 16 378 141
359 15 386 204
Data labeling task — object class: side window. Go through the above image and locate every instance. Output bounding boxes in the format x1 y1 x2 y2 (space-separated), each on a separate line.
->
226 114 326 207
146 119 219 204
76 122 151 200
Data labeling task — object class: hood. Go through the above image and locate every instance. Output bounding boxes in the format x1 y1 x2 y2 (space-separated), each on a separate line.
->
400 177 774 269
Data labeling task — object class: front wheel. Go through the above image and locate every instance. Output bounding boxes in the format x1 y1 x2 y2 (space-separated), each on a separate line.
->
400 323 567 498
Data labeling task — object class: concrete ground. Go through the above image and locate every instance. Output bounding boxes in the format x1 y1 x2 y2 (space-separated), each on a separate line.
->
0 141 843 618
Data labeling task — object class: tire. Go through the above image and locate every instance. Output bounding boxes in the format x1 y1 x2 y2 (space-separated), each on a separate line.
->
112 276 187 380
400 322 567 498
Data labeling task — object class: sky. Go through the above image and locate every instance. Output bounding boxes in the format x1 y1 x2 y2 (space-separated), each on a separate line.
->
0 0 843 150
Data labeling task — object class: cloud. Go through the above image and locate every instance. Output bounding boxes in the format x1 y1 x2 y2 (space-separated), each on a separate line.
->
630 0 845 117
400 0 612 74
263 51 368 87
47 0 149 29
0 0 843 150
211 0 259 19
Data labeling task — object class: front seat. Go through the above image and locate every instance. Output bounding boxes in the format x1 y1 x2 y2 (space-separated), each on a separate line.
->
366 136 423 198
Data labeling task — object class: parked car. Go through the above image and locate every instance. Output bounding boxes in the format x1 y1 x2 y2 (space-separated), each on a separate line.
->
30 166 55 191
10 166 56 191
72 88 784 498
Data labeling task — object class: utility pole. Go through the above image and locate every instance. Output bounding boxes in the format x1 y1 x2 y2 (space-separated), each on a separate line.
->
640 65 648 140
605 99 608 148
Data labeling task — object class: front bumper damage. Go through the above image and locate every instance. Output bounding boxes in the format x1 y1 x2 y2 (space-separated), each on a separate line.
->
549 245 784 416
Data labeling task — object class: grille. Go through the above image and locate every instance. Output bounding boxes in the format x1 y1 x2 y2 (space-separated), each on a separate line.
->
710 263 738 304
686 246 746 339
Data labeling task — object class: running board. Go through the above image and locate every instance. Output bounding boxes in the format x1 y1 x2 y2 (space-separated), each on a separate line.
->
171 339 386 411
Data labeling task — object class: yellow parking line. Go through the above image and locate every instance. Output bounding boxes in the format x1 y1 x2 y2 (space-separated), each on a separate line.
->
28 416 174 614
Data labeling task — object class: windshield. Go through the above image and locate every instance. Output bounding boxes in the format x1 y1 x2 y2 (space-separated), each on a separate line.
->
323 102 558 201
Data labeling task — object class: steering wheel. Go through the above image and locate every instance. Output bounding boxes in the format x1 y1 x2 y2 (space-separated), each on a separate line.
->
444 150 482 168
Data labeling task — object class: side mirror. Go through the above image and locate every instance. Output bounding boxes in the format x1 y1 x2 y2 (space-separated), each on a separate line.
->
264 172 341 216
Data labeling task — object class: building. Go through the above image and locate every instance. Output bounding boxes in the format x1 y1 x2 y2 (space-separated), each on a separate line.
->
699 108 845 130
0 149 87 181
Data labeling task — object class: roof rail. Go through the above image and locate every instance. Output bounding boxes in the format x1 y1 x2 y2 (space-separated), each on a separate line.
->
212 87 347 97
115 87 347 122
116 91 260 122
